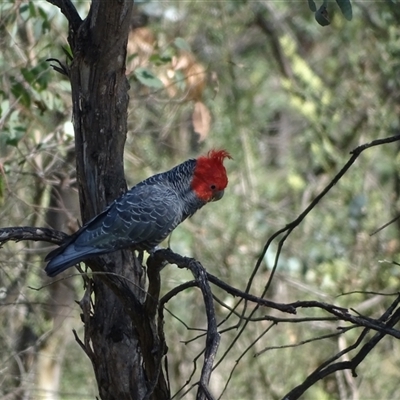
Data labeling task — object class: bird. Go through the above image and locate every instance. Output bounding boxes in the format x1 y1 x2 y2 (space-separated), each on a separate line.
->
44 149 231 277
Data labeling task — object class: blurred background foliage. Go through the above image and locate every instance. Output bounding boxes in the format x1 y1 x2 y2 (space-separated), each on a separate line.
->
1 0 400 399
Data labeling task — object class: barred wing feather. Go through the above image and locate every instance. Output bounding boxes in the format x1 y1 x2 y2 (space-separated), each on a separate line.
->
45 184 182 276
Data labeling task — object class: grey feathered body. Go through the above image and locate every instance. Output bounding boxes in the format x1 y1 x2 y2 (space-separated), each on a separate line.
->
45 159 205 277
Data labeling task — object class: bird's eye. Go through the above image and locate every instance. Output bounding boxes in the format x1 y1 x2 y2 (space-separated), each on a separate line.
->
210 184 216 190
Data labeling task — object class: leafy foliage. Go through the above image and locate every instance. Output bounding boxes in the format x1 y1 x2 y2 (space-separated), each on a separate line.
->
310 0 353 25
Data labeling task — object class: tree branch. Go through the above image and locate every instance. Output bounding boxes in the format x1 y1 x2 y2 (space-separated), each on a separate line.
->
150 249 220 400
46 0 82 33
207 271 296 314
0 226 68 246
282 295 400 399
160 271 297 314
214 134 400 382
251 133 400 298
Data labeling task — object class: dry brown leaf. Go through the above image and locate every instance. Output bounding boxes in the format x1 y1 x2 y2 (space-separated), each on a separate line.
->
192 101 211 141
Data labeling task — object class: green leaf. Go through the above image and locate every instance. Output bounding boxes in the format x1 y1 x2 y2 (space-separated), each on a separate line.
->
174 37 191 52
21 61 49 91
307 0 317 12
19 2 36 20
28 1 37 18
11 80 31 108
5 126 25 147
315 4 330 26
336 0 353 21
32 61 50 90
38 5 51 32
21 67 35 85
42 19 51 34
62 45 73 61
149 53 172 65
38 6 47 20
134 67 164 89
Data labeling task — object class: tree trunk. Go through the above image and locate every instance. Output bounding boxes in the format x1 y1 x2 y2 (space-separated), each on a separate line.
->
51 1 169 399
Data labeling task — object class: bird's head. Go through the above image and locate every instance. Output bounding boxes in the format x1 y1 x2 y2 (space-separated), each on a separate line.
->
191 149 232 202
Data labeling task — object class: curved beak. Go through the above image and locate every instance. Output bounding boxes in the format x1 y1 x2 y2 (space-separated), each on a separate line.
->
211 189 224 202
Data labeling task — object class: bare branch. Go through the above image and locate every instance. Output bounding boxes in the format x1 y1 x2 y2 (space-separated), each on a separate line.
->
235 134 400 315
218 322 277 399
160 271 296 314
150 249 220 400
251 133 400 298
190 263 220 400
370 214 400 235
160 280 197 304
295 300 400 339
214 133 400 384
207 271 296 314
47 58 70 77
46 0 82 33
282 295 400 399
0 226 68 246
255 327 354 356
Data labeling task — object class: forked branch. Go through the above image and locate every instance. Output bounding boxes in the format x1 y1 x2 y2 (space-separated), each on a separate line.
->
46 0 82 33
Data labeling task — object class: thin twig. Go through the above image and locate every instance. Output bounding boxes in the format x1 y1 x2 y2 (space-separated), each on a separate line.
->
370 214 400 236
282 295 400 399
216 133 400 380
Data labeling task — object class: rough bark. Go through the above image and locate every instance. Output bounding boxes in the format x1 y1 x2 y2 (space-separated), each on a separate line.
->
47 1 169 399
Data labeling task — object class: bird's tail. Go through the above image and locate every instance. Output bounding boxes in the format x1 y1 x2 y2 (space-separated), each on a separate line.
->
44 244 100 277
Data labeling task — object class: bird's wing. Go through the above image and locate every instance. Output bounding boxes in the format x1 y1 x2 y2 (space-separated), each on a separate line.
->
44 184 182 276
73 183 182 251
